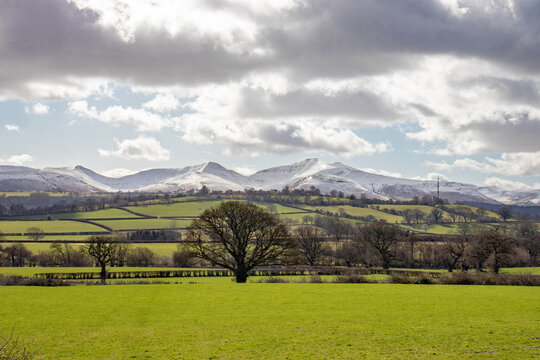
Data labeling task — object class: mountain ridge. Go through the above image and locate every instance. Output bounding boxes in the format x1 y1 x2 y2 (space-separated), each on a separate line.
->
0 159 538 205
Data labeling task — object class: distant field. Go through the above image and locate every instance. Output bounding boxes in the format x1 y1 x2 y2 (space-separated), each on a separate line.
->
299 205 403 223
49 208 141 220
0 220 104 234
370 204 434 214
403 223 460 235
0 235 91 241
93 218 191 230
124 201 222 217
0 284 538 359
500 267 540 275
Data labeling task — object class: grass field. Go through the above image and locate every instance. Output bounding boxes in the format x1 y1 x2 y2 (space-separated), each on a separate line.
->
48 208 142 220
93 219 192 230
124 201 223 217
299 205 403 223
0 284 538 359
0 220 105 234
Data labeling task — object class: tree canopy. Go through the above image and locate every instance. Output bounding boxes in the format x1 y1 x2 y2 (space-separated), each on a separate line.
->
185 201 292 283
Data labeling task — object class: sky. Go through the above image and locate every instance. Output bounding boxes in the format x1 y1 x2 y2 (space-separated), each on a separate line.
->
0 0 540 190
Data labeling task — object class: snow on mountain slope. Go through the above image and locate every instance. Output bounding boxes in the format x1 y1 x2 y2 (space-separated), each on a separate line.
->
249 158 334 188
0 159 538 205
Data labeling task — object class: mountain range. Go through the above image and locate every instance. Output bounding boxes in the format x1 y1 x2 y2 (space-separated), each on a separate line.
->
0 158 538 206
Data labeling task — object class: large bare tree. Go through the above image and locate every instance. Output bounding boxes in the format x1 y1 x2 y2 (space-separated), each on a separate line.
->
83 235 124 284
356 221 403 269
185 201 291 283
294 226 329 266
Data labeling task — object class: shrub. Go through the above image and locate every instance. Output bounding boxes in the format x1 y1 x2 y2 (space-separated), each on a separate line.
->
333 275 376 283
258 276 289 283
387 274 434 284
0 275 70 287
0 330 33 359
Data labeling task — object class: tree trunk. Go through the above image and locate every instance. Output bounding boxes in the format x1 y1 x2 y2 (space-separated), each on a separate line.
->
100 264 107 285
235 268 248 283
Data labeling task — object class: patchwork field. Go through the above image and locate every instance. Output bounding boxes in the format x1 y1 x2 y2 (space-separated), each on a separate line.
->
0 284 538 359
0 220 105 234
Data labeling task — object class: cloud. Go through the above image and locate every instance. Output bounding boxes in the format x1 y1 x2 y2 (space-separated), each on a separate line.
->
25 103 50 115
68 100 170 131
5 124 19 132
483 177 532 191
142 94 179 113
428 152 540 177
0 154 34 165
179 115 388 157
2 0 540 164
98 136 170 161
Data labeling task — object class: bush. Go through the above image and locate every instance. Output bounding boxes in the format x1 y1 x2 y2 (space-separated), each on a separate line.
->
333 274 376 283
257 276 289 283
387 273 434 284
0 275 70 287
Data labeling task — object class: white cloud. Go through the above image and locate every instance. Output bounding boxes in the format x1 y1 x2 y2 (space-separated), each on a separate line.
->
427 152 540 176
361 168 402 178
483 177 532 191
179 114 388 157
68 100 170 132
98 136 170 161
142 94 179 113
0 154 34 166
5 124 19 132
101 168 139 178
25 103 50 115
3 0 540 166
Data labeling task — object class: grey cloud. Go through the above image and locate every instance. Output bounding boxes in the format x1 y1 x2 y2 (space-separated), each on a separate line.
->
238 88 400 122
454 76 540 107
3 0 540 100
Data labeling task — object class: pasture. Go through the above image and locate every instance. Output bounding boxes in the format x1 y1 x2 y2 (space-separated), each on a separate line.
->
0 284 538 359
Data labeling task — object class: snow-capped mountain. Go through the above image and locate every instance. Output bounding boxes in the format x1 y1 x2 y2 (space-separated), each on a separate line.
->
0 158 539 205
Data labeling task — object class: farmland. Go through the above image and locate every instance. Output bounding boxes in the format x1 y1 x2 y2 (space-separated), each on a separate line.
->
0 284 538 359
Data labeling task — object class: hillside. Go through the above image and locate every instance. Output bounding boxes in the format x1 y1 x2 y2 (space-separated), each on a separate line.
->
0 159 539 205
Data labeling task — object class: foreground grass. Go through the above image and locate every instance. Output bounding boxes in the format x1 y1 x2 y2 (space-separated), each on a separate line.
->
0 284 539 359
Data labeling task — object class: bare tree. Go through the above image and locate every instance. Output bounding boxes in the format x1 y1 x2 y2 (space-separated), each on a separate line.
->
293 226 329 266
442 235 468 272
467 230 515 273
356 221 403 269
497 205 512 222
26 227 45 241
519 235 540 266
430 208 444 224
83 235 122 284
185 201 292 283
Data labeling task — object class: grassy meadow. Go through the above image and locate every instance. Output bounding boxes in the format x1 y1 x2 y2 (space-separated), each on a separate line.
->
0 283 538 359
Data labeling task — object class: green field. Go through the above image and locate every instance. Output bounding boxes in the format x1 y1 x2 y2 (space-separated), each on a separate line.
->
500 267 540 275
124 201 223 217
48 208 141 220
0 220 105 234
300 205 403 223
93 219 191 230
0 284 538 359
